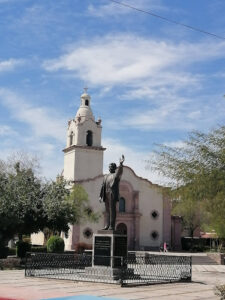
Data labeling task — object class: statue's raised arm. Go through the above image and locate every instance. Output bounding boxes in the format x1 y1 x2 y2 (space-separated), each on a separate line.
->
119 154 125 165
116 154 124 178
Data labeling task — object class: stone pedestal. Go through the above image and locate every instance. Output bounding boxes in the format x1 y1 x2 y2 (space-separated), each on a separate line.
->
93 230 127 268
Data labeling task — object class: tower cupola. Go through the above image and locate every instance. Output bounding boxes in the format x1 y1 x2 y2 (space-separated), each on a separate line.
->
75 88 94 121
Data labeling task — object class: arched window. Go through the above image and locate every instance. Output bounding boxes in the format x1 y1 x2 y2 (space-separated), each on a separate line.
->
86 130 93 146
119 197 126 212
85 99 89 106
69 131 73 146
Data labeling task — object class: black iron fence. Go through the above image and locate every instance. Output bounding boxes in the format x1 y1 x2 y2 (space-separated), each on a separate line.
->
25 252 192 286
121 254 192 286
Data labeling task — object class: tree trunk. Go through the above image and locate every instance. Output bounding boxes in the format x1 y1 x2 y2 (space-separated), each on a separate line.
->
218 238 225 252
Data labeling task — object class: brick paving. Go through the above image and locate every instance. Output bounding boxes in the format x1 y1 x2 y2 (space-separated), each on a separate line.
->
0 263 225 299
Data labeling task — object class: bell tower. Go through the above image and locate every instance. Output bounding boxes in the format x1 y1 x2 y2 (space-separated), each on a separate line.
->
63 89 105 182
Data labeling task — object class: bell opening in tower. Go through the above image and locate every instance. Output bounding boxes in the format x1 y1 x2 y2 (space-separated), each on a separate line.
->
86 130 93 146
70 131 73 146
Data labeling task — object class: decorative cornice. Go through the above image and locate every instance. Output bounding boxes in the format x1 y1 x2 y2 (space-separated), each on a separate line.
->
63 145 106 153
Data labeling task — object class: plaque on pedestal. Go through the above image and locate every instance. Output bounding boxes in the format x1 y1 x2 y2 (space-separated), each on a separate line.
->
94 236 111 266
93 231 127 268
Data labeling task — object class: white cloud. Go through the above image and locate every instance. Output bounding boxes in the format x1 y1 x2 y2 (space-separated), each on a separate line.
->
121 93 225 131
0 59 24 72
0 125 16 136
43 36 180 85
27 142 64 179
119 72 202 103
103 90 225 132
123 97 191 130
43 34 225 89
17 4 57 27
87 0 166 18
0 143 64 180
0 88 67 179
0 88 65 142
213 71 225 78
43 34 225 132
187 110 202 119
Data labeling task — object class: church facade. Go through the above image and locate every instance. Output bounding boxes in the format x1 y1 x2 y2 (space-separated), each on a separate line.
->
62 90 172 251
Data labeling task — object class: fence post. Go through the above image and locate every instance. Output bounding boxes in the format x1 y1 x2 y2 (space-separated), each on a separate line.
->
24 252 31 277
120 256 124 286
24 252 28 277
189 256 192 281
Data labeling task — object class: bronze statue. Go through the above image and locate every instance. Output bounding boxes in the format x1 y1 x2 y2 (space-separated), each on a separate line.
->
99 155 125 230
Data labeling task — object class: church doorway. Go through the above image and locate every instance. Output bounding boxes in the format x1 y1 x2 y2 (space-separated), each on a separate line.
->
116 223 127 235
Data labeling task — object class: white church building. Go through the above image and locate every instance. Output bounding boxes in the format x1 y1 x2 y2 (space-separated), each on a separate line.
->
62 90 173 251
32 90 179 251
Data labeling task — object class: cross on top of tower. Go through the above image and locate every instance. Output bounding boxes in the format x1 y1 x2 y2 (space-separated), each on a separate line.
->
83 87 88 94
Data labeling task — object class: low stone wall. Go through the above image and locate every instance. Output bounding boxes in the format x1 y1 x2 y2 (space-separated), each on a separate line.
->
0 257 21 269
207 253 225 265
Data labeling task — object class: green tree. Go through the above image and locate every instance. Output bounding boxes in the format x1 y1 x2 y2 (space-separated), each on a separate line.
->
172 196 208 238
42 180 99 240
151 126 225 242
0 167 13 244
0 155 99 246
66 184 99 225
0 161 44 244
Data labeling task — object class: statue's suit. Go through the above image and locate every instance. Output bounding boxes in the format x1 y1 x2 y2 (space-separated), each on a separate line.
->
100 163 123 230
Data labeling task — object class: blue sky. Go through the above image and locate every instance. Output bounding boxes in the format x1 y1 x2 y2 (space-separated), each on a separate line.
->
0 0 225 183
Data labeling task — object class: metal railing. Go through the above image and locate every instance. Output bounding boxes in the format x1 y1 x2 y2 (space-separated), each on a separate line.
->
25 252 192 286
121 254 192 286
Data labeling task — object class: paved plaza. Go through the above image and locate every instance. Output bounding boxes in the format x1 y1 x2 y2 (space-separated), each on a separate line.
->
0 262 225 300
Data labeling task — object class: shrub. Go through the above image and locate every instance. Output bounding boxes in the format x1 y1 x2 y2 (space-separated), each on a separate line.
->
0 257 21 270
47 236 64 253
16 241 31 258
181 237 207 251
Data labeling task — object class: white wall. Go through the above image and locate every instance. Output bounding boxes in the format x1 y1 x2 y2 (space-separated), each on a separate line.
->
31 232 44 245
74 148 104 181
121 167 163 248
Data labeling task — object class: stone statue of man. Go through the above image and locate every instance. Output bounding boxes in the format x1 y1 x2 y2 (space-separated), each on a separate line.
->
99 155 125 230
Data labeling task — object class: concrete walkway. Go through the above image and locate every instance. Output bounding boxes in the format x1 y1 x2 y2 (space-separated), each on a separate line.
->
0 258 225 300
0 266 225 300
